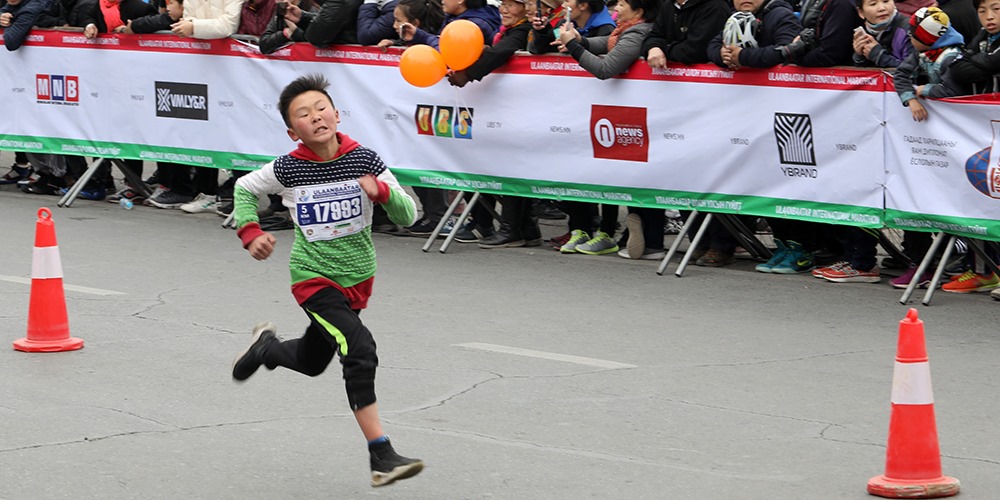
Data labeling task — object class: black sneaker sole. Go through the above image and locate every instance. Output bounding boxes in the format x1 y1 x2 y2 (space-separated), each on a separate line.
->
232 322 275 382
371 460 424 487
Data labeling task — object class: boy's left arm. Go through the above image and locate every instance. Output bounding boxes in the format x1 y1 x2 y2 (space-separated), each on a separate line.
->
364 152 416 227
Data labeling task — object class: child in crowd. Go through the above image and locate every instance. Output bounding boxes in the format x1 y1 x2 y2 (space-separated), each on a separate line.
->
708 0 801 70
230 74 422 487
893 7 966 122
377 0 445 49
852 0 912 68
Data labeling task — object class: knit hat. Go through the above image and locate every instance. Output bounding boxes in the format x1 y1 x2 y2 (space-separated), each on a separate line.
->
909 7 950 46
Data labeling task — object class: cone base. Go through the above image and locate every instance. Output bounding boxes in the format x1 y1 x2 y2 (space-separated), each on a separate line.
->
867 475 960 498
13 336 84 352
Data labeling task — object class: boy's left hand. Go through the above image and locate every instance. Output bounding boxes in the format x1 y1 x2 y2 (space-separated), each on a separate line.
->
359 174 380 200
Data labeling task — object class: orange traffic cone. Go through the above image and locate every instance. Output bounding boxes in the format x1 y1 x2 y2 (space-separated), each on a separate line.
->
867 309 958 498
13 208 83 353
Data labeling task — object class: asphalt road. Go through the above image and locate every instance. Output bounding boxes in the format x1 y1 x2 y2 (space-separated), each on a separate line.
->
1 152 998 499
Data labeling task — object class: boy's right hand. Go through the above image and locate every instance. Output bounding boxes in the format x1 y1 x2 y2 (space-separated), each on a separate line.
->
248 233 277 260
908 100 928 122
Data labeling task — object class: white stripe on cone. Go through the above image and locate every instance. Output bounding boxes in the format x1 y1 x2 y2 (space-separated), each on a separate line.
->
891 361 935 405
31 246 64 279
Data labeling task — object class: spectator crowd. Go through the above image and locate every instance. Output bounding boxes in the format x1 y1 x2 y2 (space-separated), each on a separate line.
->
1 0 999 300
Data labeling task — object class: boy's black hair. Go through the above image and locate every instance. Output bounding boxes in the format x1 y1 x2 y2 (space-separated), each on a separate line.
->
278 73 335 128
399 0 446 34
464 0 487 9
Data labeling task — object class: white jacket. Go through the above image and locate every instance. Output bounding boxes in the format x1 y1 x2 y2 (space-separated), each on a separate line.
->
183 0 246 39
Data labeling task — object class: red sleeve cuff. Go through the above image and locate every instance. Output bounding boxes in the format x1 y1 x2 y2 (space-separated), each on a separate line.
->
237 222 265 249
372 179 390 204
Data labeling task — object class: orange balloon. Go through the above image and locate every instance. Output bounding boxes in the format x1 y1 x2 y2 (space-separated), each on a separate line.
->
439 20 485 71
399 45 448 88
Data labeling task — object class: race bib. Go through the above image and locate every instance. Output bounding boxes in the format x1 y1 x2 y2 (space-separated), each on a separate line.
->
294 180 366 242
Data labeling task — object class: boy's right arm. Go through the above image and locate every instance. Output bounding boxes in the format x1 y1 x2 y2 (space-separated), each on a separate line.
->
893 53 919 105
234 162 284 250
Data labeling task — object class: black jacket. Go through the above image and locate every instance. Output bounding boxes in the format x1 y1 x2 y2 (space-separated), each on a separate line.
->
794 0 858 67
465 21 530 82
641 0 731 64
258 10 307 54
707 0 800 68
952 30 1000 94
300 0 362 46
939 0 979 46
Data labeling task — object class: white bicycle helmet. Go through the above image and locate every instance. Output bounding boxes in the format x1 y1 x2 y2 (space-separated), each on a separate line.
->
722 11 760 49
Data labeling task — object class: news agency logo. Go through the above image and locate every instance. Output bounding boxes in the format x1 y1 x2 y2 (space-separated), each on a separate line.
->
155 81 209 120
415 105 473 139
590 105 648 163
774 113 816 166
36 74 79 105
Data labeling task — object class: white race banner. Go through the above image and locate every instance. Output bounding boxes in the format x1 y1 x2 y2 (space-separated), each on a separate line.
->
0 30 897 228
884 94 1000 240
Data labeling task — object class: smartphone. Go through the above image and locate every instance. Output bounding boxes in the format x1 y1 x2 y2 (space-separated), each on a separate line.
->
276 2 288 19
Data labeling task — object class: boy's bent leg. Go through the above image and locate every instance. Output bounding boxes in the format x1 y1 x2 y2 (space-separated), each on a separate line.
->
262 323 337 376
301 288 380 411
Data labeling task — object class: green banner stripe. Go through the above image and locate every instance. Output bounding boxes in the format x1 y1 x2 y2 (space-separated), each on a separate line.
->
884 209 999 241
0 134 272 171
396 169 885 229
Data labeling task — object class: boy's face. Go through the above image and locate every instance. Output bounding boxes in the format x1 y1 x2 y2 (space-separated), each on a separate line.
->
286 90 340 147
734 0 763 13
978 0 1000 35
166 0 183 19
910 36 931 52
857 0 894 25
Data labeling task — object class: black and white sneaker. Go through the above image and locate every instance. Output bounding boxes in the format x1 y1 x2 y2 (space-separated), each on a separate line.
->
232 322 277 382
369 439 424 487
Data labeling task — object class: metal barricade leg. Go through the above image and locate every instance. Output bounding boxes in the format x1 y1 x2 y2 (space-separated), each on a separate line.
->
676 213 713 277
112 159 153 197
422 191 466 252
57 157 105 208
658 209 699 275
921 234 957 306
899 232 945 304
439 191 479 254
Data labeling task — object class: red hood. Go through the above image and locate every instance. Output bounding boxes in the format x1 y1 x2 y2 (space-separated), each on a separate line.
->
290 132 360 162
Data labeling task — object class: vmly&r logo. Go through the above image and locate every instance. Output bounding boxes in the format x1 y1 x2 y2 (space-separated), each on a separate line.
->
590 105 648 162
155 81 209 120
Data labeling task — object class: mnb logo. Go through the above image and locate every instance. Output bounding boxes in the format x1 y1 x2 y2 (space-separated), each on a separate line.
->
774 113 816 166
590 105 648 162
415 105 473 139
36 74 79 105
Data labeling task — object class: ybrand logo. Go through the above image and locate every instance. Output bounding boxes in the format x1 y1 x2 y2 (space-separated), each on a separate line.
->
774 113 816 166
